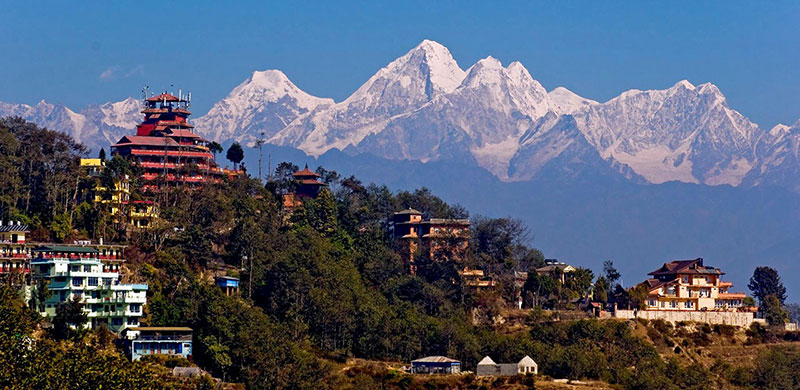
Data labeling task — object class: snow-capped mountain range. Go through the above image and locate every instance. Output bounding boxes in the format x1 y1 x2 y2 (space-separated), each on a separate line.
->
1 39 799 191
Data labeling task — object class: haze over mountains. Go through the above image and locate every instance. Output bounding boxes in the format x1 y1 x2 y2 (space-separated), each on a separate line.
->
4 40 797 192
2 40 799 295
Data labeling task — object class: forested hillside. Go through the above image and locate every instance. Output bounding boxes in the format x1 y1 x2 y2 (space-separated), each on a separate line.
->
0 117 798 390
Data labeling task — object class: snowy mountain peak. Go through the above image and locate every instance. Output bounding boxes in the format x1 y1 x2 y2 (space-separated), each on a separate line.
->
249 69 291 87
548 87 598 114
673 79 696 90
345 39 465 105
97 97 141 129
769 123 790 136
194 70 333 144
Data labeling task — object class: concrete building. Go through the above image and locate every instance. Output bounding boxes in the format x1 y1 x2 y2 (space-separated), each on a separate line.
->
642 258 750 312
125 327 193 361
0 221 31 278
476 356 538 376
392 208 470 273
30 245 147 332
535 260 576 284
410 356 461 374
81 158 160 229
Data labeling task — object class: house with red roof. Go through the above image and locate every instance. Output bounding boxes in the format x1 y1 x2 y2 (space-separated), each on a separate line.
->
111 92 235 191
642 258 750 312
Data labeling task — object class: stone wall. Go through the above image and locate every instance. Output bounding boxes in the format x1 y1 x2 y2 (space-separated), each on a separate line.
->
614 309 756 327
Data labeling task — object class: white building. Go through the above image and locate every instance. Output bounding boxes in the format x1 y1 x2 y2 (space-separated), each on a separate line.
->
476 355 538 376
30 245 147 333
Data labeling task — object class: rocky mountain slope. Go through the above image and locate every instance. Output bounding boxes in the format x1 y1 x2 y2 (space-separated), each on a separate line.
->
0 97 141 152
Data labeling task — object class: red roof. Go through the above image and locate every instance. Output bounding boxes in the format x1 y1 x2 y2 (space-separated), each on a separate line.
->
292 168 321 178
113 135 179 147
648 258 724 276
147 93 182 102
165 129 200 138
158 120 194 128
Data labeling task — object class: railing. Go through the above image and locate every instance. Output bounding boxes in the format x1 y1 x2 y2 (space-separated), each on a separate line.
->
134 335 192 341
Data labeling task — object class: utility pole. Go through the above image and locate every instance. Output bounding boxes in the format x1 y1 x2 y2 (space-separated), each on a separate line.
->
255 131 266 183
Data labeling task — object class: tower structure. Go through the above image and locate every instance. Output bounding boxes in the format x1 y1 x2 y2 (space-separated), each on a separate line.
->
111 92 231 190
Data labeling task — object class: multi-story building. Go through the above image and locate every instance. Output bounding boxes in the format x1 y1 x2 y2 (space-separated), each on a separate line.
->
30 245 147 332
125 327 193 361
0 221 32 279
643 258 748 311
81 158 159 229
282 167 328 211
111 92 232 191
392 208 471 272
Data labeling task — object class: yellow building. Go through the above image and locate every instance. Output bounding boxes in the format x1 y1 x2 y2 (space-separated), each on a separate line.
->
644 258 748 312
81 159 158 229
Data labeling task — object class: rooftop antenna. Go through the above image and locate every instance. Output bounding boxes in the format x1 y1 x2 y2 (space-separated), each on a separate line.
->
141 85 149 107
187 92 191 108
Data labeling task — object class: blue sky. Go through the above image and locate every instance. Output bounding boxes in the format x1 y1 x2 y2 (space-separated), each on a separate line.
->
1 1 799 128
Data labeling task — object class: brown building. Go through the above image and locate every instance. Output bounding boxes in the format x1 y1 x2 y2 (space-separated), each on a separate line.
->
392 209 470 273
281 166 328 210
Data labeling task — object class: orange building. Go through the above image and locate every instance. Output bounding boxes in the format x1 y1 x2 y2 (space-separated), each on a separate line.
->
643 258 750 312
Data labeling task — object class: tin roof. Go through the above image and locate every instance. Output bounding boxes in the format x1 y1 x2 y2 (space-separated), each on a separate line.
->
292 168 321 178
113 135 179 147
648 258 724 276
411 356 460 364
147 93 183 102
130 326 193 332
0 224 29 232
394 208 422 216
33 245 98 254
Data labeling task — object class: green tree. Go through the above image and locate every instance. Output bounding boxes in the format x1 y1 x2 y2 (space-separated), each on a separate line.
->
226 142 244 170
764 295 789 326
207 141 223 156
749 266 787 305
51 295 88 341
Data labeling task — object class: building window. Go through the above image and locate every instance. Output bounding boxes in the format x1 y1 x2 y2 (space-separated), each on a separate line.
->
681 275 689 284
127 318 138 326
112 318 123 326
648 299 656 307
71 265 80 272
88 277 98 287
129 304 141 313
103 278 113 285
72 277 83 287
83 265 92 272
684 301 693 309
670 301 678 308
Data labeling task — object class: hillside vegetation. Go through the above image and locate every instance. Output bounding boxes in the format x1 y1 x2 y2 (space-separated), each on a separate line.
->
0 117 798 389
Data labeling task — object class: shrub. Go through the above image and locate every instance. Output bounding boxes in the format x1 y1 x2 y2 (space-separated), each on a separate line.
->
699 323 712 334
713 324 736 337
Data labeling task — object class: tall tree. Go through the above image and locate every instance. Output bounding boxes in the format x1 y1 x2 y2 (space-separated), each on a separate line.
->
208 141 223 156
748 266 787 305
226 142 244 170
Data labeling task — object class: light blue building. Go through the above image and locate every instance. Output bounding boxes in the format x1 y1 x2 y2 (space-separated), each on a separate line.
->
125 327 193 361
30 245 147 332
